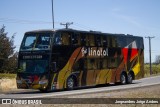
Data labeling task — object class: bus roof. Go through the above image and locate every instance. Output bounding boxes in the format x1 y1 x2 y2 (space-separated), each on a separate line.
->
25 28 143 38
25 29 55 33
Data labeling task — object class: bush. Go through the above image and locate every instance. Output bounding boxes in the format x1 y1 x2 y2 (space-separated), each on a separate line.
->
144 64 160 77
0 73 16 79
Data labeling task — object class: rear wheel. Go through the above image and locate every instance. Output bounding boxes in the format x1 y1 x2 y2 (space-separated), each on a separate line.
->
120 73 127 85
127 73 133 84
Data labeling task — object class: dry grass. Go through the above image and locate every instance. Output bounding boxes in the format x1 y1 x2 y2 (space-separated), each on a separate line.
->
0 73 17 92
0 78 16 92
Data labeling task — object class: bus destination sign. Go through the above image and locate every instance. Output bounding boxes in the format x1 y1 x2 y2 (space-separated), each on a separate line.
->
22 55 43 59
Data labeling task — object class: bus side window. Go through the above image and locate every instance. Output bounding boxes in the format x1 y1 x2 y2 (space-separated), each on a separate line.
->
54 32 62 45
115 37 118 47
77 34 81 45
72 33 78 45
95 35 101 46
139 38 144 49
81 34 86 46
117 36 127 47
86 34 89 46
108 36 112 47
61 32 71 45
88 34 95 46
103 36 107 47
127 37 134 48
135 37 143 49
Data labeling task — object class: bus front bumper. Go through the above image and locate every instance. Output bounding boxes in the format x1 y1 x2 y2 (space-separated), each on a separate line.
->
16 80 48 90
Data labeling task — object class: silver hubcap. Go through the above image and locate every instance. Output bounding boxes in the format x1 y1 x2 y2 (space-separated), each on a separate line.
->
128 74 132 83
67 78 74 88
121 75 126 84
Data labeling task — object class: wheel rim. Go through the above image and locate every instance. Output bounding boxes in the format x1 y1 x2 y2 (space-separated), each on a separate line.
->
121 74 126 84
128 74 132 83
67 78 74 88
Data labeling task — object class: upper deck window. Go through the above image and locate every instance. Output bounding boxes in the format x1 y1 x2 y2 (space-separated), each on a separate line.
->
24 34 36 47
54 32 72 45
20 33 51 51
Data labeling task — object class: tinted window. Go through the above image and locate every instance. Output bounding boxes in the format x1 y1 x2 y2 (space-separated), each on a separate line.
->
24 35 36 47
95 35 101 46
19 60 48 73
72 33 78 45
103 36 108 47
62 32 71 45
81 34 87 46
117 36 127 47
54 32 62 45
21 33 51 51
54 32 71 45
88 34 95 46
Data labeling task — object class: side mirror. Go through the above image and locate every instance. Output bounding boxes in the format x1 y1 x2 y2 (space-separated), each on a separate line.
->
51 62 57 72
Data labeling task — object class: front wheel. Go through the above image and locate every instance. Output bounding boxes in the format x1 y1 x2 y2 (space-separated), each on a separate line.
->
67 76 76 90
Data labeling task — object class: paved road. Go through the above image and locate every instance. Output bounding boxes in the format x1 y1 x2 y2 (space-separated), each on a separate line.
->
0 75 160 98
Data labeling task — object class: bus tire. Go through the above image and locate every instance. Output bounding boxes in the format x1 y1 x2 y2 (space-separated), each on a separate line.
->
120 73 127 85
127 73 133 84
66 76 76 90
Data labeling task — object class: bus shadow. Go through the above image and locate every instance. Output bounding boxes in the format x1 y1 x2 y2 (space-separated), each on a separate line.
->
9 82 140 95
72 82 139 91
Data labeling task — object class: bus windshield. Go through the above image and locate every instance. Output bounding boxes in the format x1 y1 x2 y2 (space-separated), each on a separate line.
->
19 60 48 73
20 33 51 51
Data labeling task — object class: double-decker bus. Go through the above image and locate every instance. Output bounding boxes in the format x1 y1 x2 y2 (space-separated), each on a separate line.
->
16 29 144 92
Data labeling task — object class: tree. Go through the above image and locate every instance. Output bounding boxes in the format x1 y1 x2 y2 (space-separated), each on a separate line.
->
0 25 17 73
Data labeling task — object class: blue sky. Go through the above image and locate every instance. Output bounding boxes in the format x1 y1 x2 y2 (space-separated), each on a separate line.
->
0 0 160 62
